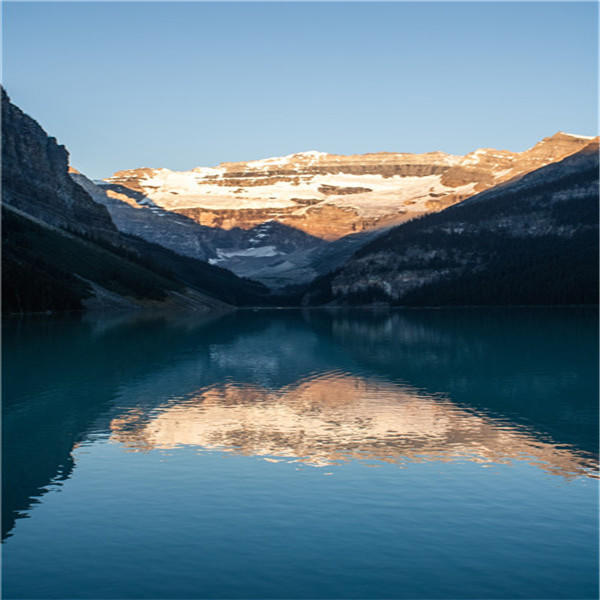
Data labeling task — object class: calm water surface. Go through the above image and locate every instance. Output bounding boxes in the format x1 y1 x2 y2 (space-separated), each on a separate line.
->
2 308 598 599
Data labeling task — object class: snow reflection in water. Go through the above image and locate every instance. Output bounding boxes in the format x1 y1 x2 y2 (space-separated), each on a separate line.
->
110 371 598 478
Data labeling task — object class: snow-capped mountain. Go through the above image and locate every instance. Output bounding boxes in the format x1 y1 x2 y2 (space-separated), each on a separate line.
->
76 132 596 289
104 132 596 243
70 170 328 287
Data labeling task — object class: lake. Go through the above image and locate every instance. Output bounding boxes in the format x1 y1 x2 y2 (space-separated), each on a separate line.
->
2 308 598 599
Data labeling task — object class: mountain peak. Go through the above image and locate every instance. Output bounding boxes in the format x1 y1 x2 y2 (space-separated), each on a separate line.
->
555 131 597 140
525 131 599 158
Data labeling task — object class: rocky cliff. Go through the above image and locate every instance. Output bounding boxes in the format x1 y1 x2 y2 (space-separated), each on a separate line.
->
70 169 215 262
1 88 117 240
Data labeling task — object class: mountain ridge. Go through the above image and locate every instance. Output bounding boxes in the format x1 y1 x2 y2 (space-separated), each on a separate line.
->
103 131 597 242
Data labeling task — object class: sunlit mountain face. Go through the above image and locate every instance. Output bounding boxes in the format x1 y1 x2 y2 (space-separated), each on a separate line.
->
109 372 596 479
103 134 597 241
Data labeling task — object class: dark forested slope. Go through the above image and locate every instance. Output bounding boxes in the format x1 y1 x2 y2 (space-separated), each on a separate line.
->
303 142 599 306
1 88 273 313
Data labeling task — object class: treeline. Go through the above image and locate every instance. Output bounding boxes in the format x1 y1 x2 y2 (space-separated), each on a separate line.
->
302 224 599 307
399 230 599 306
2 207 281 314
2 208 175 313
115 233 274 307
2 253 91 313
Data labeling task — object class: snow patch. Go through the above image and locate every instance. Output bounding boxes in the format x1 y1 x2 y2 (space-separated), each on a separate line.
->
130 169 481 217
560 132 597 140
245 150 328 170
210 246 281 263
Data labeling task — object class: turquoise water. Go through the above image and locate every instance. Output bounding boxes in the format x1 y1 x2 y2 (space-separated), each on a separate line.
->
2 308 598 599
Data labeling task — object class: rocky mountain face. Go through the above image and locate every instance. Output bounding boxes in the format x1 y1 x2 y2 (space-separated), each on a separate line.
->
70 169 216 262
1 88 117 241
70 171 327 287
1 89 272 314
105 134 595 242
303 141 599 306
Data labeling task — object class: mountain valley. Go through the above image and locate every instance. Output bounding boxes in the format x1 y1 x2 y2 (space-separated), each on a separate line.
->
88 131 597 288
2 86 598 312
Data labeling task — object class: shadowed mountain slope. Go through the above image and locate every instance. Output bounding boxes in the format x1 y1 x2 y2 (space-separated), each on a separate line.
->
302 142 599 306
1 88 274 313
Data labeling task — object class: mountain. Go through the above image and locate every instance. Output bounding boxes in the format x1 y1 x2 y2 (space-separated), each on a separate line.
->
1 89 272 314
4 84 596 308
69 168 215 262
302 141 599 306
105 134 594 242
98 134 596 288
71 170 327 287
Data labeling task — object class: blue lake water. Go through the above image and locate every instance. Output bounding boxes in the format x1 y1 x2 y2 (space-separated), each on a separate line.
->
2 308 598 599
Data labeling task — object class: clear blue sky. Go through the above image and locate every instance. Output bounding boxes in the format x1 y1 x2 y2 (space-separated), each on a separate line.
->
3 1 598 179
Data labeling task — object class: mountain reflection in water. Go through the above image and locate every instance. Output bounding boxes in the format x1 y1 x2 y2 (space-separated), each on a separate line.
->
2 308 598 542
109 372 596 478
